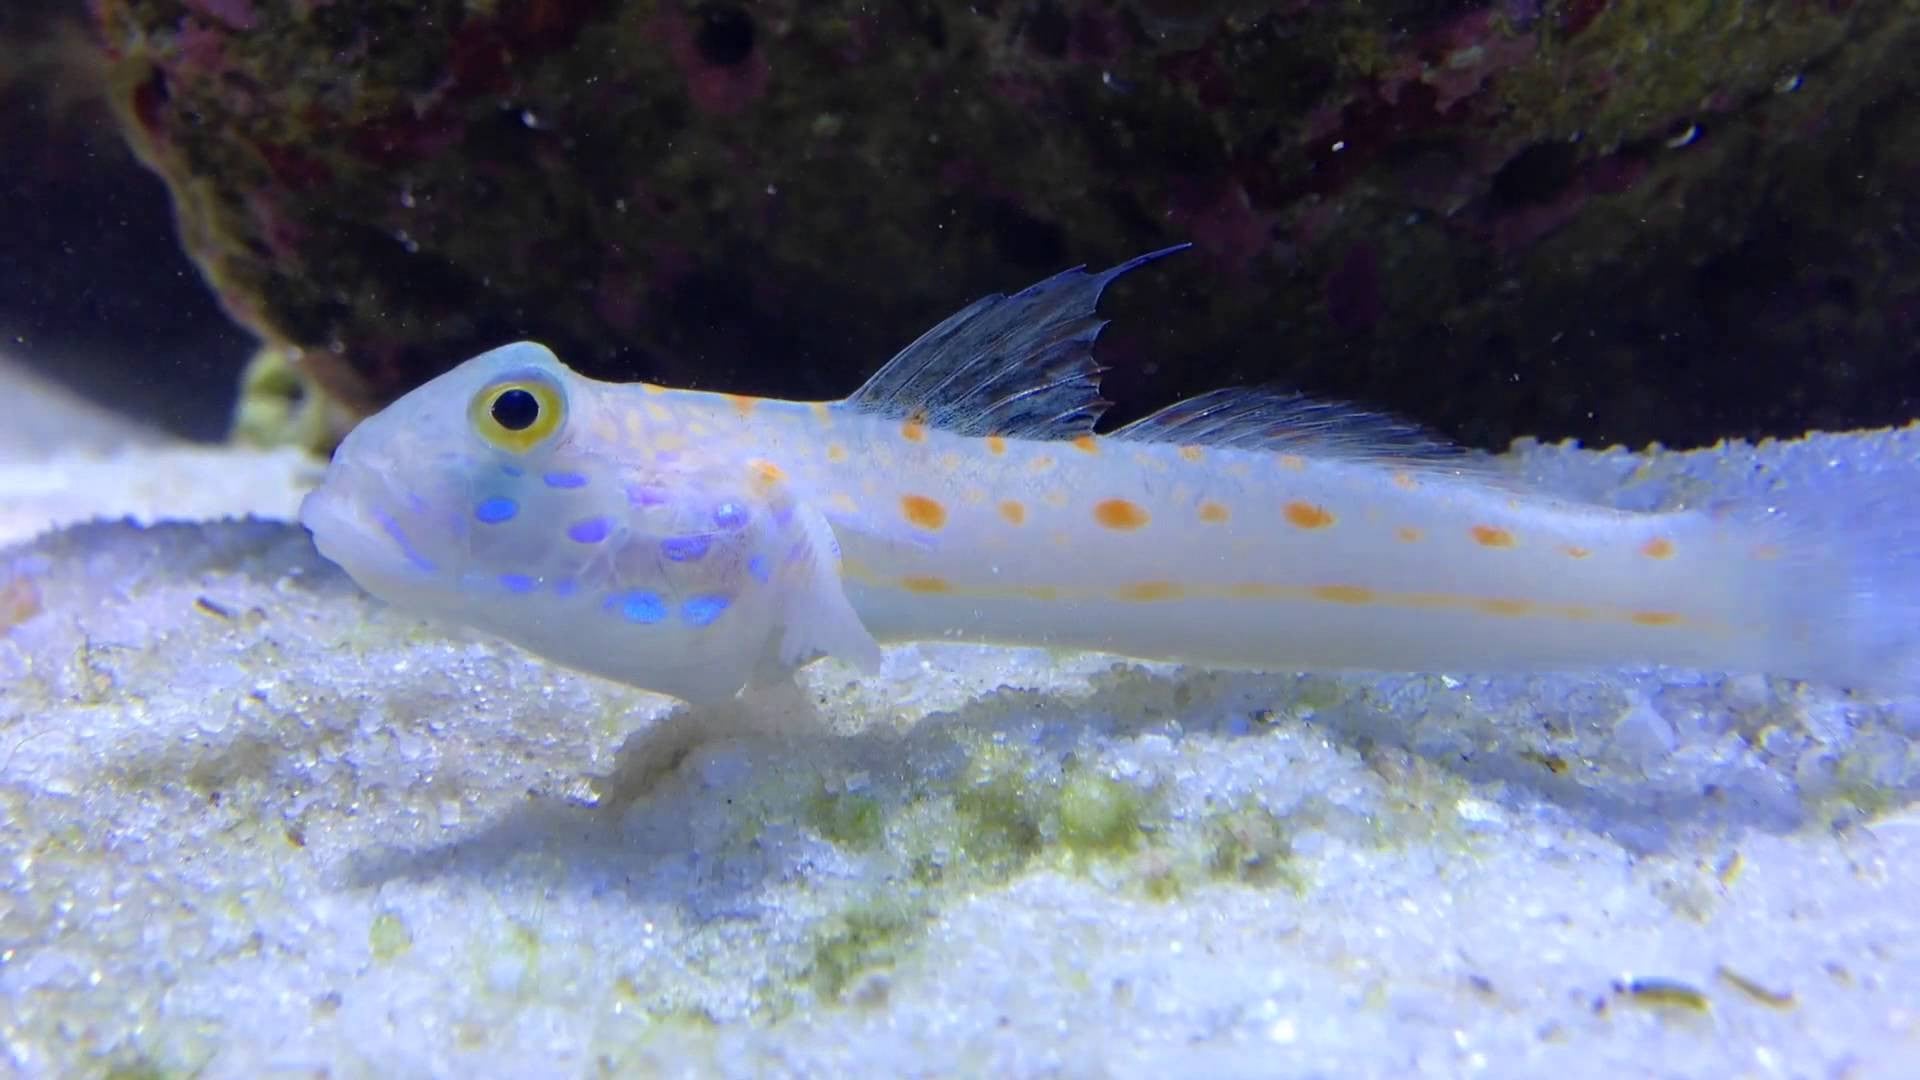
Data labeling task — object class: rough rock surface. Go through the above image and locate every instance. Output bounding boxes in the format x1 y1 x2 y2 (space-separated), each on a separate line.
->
91 0 1920 451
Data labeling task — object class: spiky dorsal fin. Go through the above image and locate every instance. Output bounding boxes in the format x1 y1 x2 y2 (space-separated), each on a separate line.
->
843 244 1191 438
1110 387 1496 474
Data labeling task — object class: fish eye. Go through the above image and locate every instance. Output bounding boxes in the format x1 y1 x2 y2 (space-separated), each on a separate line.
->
492 388 539 430
469 375 565 453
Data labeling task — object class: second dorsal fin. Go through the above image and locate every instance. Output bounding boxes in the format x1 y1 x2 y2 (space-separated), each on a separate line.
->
1109 386 1492 472
843 244 1191 438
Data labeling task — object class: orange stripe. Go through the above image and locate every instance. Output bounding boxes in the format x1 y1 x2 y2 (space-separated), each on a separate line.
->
837 564 1707 631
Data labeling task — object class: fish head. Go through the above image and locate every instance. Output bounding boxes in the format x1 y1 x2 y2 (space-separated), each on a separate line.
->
300 341 819 702
302 341 615 602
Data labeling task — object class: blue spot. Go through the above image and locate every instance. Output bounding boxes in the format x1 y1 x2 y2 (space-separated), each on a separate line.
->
372 509 436 573
747 555 771 584
567 517 611 544
713 502 749 530
551 578 578 597
680 594 731 627
499 573 538 593
500 464 523 477
660 534 711 562
543 471 588 489
474 496 519 524
626 483 668 508
605 590 666 624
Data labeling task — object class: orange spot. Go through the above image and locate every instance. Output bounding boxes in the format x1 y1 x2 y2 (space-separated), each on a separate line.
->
750 460 786 488
901 419 927 443
1198 500 1231 524
1029 455 1057 474
1072 434 1099 454
1396 526 1424 543
999 500 1027 525
1093 498 1150 530
1016 585 1060 601
900 494 948 530
826 442 849 463
1641 537 1675 559
726 393 758 418
1471 525 1516 548
1476 598 1534 617
1284 502 1334 529
1631 611 1683 627
1117 580 1183 602
809 401 834 423
1277 454 1307 472
1392 471 1417 491
985 435 1008 455
900 575 953 594
1310 584 1374 605
1178 445 1205 463
1561 545 1592 559
0 573 42 631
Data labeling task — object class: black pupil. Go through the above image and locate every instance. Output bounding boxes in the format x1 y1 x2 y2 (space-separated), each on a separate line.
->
491 388 540 431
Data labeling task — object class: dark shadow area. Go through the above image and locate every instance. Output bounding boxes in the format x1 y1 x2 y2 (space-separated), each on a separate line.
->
0 8 253 441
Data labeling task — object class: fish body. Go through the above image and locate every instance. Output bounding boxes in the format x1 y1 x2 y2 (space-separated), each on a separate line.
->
301 246 1918 704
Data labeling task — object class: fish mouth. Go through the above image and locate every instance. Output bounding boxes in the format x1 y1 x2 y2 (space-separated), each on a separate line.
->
299 471 439 579
299 479 372 567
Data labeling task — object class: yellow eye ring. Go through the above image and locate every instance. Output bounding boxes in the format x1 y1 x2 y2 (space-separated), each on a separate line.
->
470 376 565 453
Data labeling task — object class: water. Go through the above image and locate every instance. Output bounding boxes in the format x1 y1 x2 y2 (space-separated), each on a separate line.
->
2 3 1917 1076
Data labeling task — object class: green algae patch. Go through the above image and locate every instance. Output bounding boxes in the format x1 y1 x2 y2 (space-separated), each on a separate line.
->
938 735 1161 876
775 732 1330 1008
1056 767 1147 859
369 911 413 961
942 738 1049 878
806 786 885 852
804 895 929 1003
951 770 1045 875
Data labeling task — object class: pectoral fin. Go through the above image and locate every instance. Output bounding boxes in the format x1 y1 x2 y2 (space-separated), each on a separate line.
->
774 504 882 674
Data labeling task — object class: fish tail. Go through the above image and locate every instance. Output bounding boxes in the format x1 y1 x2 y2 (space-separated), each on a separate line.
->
1748 490 1920 697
